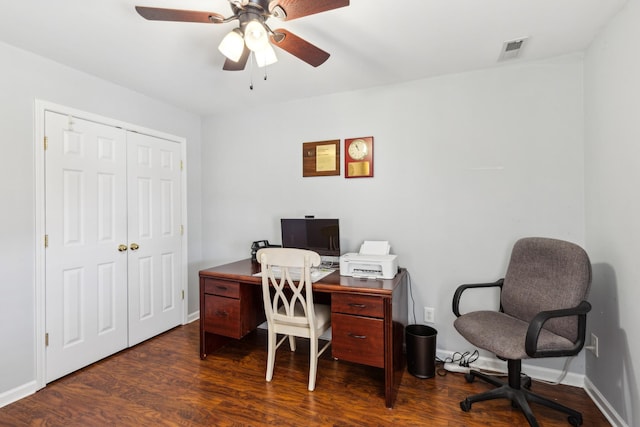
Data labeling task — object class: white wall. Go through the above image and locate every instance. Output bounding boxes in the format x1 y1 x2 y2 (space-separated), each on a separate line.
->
0 41 202 402
201 54 586 376
584 0 640 425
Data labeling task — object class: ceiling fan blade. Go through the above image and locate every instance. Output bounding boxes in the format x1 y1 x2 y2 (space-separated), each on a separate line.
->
223 46 251 71
270 0 349 21
135 6 224 23
270 29 330 67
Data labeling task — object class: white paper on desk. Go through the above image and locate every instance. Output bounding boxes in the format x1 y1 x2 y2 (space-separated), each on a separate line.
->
359 240 390 255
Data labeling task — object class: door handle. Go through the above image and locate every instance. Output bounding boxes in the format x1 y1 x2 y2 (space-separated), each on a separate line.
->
130 243 140 251
118 244 128 252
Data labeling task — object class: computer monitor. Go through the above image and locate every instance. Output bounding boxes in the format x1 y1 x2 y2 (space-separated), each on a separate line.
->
280 218 340 265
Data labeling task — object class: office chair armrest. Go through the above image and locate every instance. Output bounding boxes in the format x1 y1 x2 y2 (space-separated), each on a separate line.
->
525 300 592 358
452 279 504 317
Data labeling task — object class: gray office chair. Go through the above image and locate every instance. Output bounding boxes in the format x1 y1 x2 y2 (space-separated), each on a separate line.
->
256 248 331 391
452 237 592 427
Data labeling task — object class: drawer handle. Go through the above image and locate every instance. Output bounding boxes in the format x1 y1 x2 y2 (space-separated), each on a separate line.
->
348 303 367 308
216 286 228 291
348 332 367 339
215 310 228 317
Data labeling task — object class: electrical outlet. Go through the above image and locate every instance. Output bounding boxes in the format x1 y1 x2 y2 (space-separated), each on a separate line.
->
424 306 435 324
589 333 599 358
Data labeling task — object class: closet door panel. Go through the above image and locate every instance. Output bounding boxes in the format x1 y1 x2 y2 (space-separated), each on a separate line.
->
127 132 183 346
45 111 128 383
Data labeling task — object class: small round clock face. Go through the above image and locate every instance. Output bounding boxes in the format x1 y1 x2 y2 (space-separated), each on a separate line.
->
348 139 368 160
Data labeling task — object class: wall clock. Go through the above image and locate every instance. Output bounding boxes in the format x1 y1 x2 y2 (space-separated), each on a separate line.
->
345 137 374 178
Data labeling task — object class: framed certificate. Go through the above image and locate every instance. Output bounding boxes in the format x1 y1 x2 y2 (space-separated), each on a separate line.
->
302 140 340 177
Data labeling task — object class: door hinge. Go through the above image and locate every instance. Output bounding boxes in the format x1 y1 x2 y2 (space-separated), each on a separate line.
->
180 225 184 236
44 234 49 248
181 290 185 300
180 160 184 171
44 136 48 150
45 333 49 347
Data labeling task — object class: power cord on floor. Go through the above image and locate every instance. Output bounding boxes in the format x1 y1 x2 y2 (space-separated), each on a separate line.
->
436 350 513 378
436 350 479 376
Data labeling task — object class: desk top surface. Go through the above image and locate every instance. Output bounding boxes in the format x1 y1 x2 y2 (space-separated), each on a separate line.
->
199 258 406 296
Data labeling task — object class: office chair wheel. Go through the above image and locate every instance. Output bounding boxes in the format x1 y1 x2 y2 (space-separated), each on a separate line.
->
460 399 472 412
568 415 583 426
464 373 475 383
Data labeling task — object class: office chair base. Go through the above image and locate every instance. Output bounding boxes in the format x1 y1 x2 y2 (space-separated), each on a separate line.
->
460 363 583 427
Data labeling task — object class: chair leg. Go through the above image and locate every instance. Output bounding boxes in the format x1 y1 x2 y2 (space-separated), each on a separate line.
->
265 330 277 382
460 359 583 427
308 337 318 391
288 335 297 352
524 388 583 425
307 338 331 391
466 370 506 388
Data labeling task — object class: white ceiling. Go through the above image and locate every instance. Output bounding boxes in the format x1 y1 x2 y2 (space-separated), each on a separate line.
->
0 0 627 116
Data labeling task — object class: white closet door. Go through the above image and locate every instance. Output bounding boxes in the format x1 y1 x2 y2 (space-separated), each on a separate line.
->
44 111 129 382
127 131 183 346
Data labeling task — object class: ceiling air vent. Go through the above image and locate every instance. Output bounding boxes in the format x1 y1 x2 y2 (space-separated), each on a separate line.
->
498 37 529 61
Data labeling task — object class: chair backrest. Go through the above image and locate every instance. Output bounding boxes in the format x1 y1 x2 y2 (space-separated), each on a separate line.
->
501 237 592 342
256 248 322 330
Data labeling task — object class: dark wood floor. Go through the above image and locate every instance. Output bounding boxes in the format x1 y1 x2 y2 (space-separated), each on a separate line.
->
0 321 609 426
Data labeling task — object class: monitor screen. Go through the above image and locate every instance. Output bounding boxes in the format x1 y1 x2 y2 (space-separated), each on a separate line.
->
280 218 340 258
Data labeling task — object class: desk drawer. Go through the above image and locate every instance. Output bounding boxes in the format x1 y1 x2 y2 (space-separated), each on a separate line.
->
332 313 384 368
203 295 242 338
203 278 240 298
332 293 384 318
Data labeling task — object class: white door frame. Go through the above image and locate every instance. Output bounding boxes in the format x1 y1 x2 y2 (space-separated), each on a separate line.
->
34 99 189 390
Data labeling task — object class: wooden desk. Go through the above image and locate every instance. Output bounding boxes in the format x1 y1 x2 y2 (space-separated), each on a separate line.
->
199 259 408 408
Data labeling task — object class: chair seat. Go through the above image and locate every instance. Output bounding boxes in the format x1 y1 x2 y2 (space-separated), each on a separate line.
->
454 310 576 360
274 303 331 333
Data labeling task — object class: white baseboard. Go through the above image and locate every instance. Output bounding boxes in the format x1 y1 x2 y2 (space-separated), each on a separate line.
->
584 377 628 427
0 380 37 409
187 310 200 324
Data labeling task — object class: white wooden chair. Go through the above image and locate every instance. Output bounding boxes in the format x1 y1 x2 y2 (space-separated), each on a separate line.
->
256 248 331 391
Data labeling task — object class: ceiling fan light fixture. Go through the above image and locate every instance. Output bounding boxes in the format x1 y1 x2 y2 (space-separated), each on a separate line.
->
218 28 245 62
254 43 278 67
244 19 269 52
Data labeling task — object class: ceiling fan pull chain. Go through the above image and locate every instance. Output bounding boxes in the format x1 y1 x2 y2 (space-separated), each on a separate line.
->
249 52 254 90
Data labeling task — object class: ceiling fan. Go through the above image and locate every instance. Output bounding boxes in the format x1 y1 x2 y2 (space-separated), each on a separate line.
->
135 0 350 71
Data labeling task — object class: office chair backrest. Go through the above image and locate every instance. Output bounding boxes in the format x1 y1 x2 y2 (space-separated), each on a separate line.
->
501 237 592 342
257 248 322 328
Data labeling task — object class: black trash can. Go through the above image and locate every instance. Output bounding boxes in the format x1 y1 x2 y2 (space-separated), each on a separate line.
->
405 324 437 379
